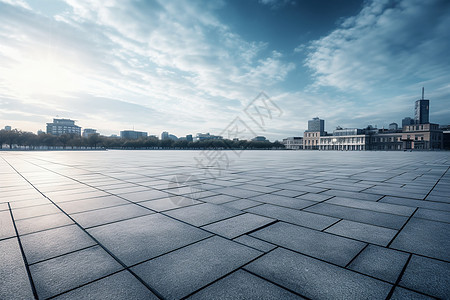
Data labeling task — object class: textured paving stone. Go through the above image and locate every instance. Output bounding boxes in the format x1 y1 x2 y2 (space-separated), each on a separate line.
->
202 213 275 239
390 287 435 300
222 198 262 210
201 194 239 204
21 224 96 264
58 195 129 214
15 213 74 235
132 236 261 299
399 255 450 299
117 190 168 202
325 220 397 246
326 197 415 216
233 235 276 252
412 208 450 223
380 196 450 212
249 194 315 209
53 271 158 300
71 204 153 228
246 204 339 230
0 238 34 299
251 222 365 266
164 203 241 226
187 269 303 299
305 202 408 230
12 203 61 220
348 244 409 283
88 214 211 266
139 196 202 212
390 217 450 261
321 190 382 201
245 248 392 299
30 246 123 299
0 210 15 240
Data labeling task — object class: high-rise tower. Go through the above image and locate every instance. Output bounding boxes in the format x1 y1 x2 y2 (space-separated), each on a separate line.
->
415 87 429 124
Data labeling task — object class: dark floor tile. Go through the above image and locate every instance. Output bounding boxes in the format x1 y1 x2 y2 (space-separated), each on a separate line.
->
326 197 415 216
187 270 303 299
348 244 409 283
390 218 450 261
202 213 275 239
251 222 365 266
30 246 123 299
53 271 158 300
58 195 129 214
88 214 211 266
132 236 261 299
201 194 239 204
390 287 434 300
399 255 450 299
413 208 450 223
164 203 241 227
139 196 202 212
245 248 392 299
246 204 338 230
249 194 315 210
233 235 276 252
222 199 262 210
15 213 74 235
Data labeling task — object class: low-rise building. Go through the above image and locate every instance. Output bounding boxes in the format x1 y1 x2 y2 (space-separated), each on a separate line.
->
120 130 148 139
82 128 97 138
195 133 223 141
401 123 443 150
282 137 303 150
46 118 81 136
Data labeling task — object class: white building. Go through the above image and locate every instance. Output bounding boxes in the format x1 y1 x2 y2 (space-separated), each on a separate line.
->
282 137 303 150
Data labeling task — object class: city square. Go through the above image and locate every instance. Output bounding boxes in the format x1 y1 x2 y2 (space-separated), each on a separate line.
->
1 150 449 299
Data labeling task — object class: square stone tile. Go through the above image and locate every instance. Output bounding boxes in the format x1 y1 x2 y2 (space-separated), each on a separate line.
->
348 244 409 283
326 197 415 216
15 213 74 235
0 210 15 240
249 194 315 210
233 235 276 252
305 202 408 230
245 248 392 299
21 224 96 264
202 213 275 239
399 255 450 299
132 236 261 299
117 190 168 202
390 217 450 261
53 271 158 299
201 194 239 204
295 193 333 202
325 220 397 246
164 203 241 227
12 204 60 220
246 204 339 230
30 246 123 299
251 222 365 266
71 204 153 228
88 214 211 266
0 238 34 299
390 287 434 300
187 269 302 299
414 208 450 223
222 199 262 210
58 195 129 214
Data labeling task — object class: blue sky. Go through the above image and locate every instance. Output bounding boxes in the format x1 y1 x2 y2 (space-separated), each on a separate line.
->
0 0 449 140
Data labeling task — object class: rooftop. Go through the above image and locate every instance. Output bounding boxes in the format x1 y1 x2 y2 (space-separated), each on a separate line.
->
1 150 449 299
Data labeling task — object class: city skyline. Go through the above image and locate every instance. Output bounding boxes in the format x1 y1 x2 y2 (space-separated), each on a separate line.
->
1 0 449 140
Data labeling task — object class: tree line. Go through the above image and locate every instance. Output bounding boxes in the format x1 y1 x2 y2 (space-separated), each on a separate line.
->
0 129 285 150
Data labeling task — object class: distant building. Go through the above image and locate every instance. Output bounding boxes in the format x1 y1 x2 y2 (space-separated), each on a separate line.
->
441 125 450 150
415 88 429 124
195 133 223 141
252 136 267 142
46 118 81 136
282 137 303 150
4 126 11 131
161 131 169 140
307 117 325 133
83 128 97 138
120 130 148 139
401 123 442 150
37 129 44 135
389 123 398 130
186 135 193 142
402 117 414 128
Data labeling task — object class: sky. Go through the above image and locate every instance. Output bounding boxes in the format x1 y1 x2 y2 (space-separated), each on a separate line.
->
0 0 449 140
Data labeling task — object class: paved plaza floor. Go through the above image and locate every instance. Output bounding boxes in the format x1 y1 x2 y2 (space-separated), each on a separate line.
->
0 150 449 299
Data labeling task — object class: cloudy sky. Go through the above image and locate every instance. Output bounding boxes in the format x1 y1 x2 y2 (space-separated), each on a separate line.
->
1 0 449 140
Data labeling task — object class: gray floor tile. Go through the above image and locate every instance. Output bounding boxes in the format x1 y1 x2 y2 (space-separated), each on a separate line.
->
88 214 211 266
164 203 241 226
201 194 239 204
21 224 96 264
30 245 123 299
0 210 15 240
390 218 450 261
53 271 158 300
251 222 365 266
222 198 262 210
249 194 315 210
58 195 129 214
12 204 61 220
0 238 34 299
399 255 450 299
348 244 409 283
325 220 397 246
202 213 275 239
71 204 153 228
132 236 261 299
390 287 435 300
246 203 339 230
414 208 450 223
233 235 276 252
187 269 303 299
139 196 202 212
15 213 74 235
245 248 392 299
326 197 415 216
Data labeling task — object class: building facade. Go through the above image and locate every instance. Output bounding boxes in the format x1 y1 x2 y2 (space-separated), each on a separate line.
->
120 130 148 139
401 123 443 150
282 137 303 150
46 119 81 136
82 128 97 138
415 99 429 124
